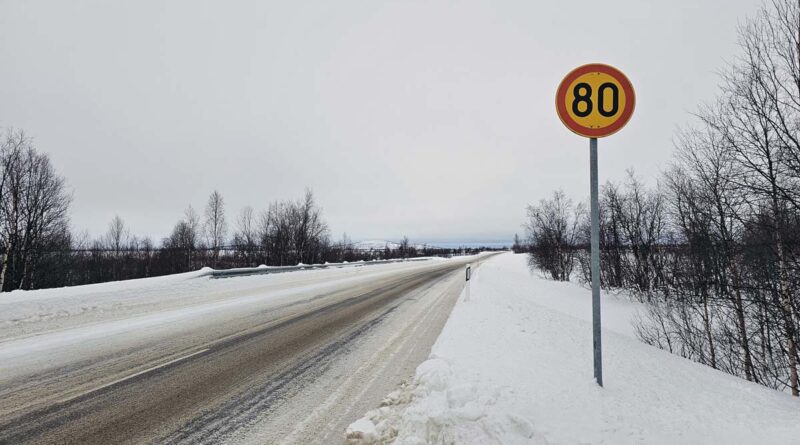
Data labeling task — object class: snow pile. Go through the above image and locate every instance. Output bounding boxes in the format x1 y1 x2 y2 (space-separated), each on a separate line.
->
345 383 414 444
347 253 800 444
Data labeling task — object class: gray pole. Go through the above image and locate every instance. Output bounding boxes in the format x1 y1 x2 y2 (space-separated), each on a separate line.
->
590 137 603 387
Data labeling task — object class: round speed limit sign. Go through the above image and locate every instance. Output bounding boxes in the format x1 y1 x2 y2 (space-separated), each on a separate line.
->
556 63 635 138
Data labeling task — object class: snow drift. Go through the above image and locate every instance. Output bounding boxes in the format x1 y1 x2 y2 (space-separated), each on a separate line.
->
347 253 800 444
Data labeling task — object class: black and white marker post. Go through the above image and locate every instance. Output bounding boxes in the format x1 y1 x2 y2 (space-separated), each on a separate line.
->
465 264 471 301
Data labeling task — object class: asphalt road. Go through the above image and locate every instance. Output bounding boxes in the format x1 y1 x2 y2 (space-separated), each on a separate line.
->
0 255 489 444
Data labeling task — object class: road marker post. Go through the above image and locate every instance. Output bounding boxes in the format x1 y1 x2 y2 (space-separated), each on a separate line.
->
465 264 471 301
556 63 635 387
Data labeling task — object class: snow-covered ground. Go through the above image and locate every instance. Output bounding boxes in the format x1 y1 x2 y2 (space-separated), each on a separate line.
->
354 240 429 250
347 252 800 444
354 240 403 250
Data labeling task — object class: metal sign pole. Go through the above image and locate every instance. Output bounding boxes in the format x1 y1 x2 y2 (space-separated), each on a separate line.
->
590 137 603 387
558 63 633 388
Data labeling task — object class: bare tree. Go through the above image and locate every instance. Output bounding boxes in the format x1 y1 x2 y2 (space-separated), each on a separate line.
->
204 190 227 267
104 215 129 280
512 233 525 253
525 190 584 281
605 0 800 395
184 206 200 245
164 206 201 272
0 130 70 290
105 215 128 255
0 131 443 288
183 205 200 268
233 206 257 265
293 189 329 264
701 0 800 394
397 236 411 259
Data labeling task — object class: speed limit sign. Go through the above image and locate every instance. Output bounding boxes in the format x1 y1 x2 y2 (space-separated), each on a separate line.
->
555 63 635 388
556 63 635 138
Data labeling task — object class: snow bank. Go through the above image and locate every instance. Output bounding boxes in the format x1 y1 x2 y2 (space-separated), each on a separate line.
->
348 253 800 444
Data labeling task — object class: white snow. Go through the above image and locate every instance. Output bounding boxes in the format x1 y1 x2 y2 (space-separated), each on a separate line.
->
348 252 800 444
0 258 446 339
353 240 430 251
354 240 401 250
346 418 379 442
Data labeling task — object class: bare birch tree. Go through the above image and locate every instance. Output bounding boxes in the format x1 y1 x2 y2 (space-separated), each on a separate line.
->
204 190 227 267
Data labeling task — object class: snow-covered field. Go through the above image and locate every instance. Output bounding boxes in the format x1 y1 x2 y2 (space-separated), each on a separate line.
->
354 240 430 250
347 253 800 444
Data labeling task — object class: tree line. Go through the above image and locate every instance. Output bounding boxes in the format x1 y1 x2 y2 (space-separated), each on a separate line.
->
524 0 800 396
0 130 490 292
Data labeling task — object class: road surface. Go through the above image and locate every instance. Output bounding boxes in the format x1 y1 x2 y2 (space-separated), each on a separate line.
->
0 255 490 444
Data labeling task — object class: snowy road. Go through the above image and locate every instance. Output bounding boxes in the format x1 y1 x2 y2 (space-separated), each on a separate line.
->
0 255 490 444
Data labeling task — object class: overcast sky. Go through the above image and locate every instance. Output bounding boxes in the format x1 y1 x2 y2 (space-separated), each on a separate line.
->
0 0 762 243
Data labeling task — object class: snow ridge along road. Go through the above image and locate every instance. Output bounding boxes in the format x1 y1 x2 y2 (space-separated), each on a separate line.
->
0 254 495 444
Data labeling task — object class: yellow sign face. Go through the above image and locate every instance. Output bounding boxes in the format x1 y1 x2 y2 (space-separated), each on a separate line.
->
556 64 635 138
563 72 628 129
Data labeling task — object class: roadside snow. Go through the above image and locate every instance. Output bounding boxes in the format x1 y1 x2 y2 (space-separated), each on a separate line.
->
0 259 446 344
347 252 800 444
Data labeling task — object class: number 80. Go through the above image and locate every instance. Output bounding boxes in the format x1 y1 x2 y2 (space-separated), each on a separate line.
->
572 82 619 118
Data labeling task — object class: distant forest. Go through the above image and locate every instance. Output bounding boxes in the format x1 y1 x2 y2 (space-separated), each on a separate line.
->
523 0 800 397
0 129 496 292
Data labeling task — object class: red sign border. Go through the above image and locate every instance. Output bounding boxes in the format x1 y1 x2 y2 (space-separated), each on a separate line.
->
556 63 635 138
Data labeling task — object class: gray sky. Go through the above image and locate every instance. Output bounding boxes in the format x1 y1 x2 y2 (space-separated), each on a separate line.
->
0 0 762 243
